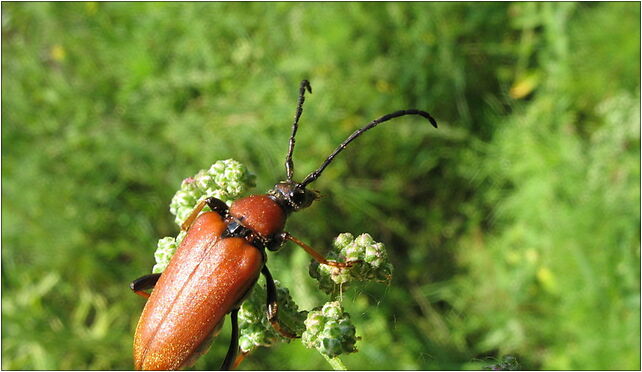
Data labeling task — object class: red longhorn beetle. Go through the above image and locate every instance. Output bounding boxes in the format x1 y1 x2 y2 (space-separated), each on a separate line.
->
130 80 437 370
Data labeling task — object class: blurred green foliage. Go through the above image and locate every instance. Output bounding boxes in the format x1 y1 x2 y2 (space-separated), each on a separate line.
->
2 2 639 370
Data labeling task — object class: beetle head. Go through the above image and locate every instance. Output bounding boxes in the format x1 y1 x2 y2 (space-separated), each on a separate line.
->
268 180 319 214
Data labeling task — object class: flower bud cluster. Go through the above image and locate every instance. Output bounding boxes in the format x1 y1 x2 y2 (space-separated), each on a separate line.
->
238 281 307 353
152 231 186 274
309 233 393 295
301 301 357 358
169 159 256 226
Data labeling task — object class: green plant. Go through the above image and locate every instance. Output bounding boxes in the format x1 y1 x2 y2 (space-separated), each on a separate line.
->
3 3 638 369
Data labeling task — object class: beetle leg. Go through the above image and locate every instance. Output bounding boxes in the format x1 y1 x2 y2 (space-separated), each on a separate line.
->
130 273 161 298
205 197 230 217
181 199 208 231
281 232 361 268
231 351 248 370
181 197 229 231
262 265 299 339
220 308 240 370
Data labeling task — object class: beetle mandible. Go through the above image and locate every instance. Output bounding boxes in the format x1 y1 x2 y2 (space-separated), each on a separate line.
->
130 80 438 370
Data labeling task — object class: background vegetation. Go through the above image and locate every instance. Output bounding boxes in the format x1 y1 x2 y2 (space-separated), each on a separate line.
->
2 2 640 370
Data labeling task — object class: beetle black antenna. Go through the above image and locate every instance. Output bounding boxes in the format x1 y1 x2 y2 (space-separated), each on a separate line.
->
285 80 313 182
300 109 437 187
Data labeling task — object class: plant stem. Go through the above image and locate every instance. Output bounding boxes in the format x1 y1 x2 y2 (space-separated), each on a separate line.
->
322 354 347 371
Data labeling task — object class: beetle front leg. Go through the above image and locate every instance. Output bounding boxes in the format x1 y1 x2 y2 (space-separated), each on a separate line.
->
280 232 362 268
220 308 240 370
130 273 161 298
181 197 229 231
262 265 299 339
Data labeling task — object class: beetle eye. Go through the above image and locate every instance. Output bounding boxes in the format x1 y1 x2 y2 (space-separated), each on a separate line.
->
291 191 305 205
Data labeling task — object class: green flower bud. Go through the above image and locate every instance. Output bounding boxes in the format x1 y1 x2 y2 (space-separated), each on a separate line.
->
302 301 357 358
152 237 177 274
309 233 393 295
333 233 354 248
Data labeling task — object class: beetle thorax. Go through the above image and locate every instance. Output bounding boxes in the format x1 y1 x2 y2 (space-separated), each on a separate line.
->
228 195 287 237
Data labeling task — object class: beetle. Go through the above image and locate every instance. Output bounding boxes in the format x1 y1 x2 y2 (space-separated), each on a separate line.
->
130 80 437 370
